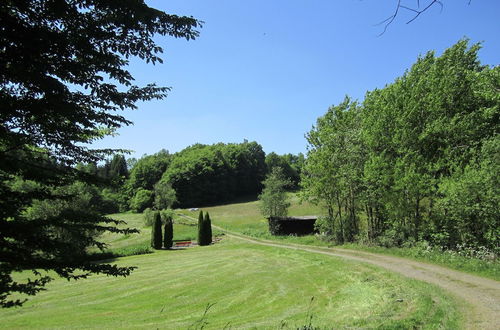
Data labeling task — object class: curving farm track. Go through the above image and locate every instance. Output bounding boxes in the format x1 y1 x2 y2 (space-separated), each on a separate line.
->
179 214 500 329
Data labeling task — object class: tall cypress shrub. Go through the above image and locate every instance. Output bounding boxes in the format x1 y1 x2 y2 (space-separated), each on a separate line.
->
151 211 163 249
197 210 205 245
204 212 212 245
163 216 173 249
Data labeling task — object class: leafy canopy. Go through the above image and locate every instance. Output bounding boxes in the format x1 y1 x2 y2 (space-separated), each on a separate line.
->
259 167 291 218
0 0 200 307
302 39 499 249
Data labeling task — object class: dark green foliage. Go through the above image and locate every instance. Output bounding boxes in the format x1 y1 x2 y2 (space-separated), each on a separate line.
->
153 181 177 210
163 216 174 249
303 97 363 243
151 212 163 250
100 187 128 213
0 0 200 307
125 150 172 198
125 150 173 211
121 141 268 209
434 136 500 249
197 210 205 246
265 152 304 189
197 210 212 246
109 155 129 182
303 39 499 251
163 142 266 207
143 208 155 227
204 212 213 245
130 189 154 213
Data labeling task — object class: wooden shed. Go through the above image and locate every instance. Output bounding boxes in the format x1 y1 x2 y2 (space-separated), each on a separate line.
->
267 216 318 236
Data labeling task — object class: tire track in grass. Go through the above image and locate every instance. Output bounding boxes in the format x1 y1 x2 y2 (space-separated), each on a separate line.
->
179 213 500 329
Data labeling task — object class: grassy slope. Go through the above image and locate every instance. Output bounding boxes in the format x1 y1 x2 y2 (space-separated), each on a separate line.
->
184 194 330 246
187 195 500 281
1 238 459 329
95 213 223 256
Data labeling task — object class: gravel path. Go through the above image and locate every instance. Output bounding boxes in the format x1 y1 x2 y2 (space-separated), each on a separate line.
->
178 214 500 329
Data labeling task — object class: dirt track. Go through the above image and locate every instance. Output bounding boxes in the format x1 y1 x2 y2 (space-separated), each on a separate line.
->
179 215 500 329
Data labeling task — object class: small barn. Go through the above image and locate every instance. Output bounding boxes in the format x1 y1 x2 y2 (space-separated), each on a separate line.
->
267 216 318 236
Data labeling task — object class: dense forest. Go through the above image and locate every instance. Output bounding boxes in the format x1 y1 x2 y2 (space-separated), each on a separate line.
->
78 142 304 212
302 40 499 252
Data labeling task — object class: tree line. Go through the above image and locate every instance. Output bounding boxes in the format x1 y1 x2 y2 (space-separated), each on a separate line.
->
302 39 499 252
71 142 304 213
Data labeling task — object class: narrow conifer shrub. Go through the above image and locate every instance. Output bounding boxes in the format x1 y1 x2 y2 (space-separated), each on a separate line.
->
151 211 163 249
163 216 173 249
197 210 206 246
197 211 212 246
204 212 212 245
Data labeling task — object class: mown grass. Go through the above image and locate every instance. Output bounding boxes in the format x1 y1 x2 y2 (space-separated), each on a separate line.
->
1 238 460 329
179 194 329 245
182 195 500 281
96 212 222 258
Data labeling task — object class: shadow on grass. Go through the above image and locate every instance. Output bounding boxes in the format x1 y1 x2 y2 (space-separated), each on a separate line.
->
85 244 153 262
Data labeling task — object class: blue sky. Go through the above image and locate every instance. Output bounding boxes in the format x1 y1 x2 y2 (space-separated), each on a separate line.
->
92 0 500 159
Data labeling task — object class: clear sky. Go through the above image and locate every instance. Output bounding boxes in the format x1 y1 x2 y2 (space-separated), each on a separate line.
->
92 0 500 159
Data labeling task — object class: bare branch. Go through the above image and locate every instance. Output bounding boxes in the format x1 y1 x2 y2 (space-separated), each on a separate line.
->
377 0 402 36
378 0 449 35
406 0 443 24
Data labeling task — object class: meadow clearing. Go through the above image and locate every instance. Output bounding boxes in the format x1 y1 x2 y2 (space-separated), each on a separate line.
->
0 197 471 329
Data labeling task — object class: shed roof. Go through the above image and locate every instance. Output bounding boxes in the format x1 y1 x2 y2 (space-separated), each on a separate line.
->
268 216 318 221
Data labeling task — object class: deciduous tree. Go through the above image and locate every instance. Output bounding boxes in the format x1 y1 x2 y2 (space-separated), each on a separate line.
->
0 0 200 307
259 168 291 218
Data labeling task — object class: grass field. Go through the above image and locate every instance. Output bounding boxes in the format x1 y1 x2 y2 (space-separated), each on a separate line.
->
179 194 330 246
1 237 459 329
0 200 467 328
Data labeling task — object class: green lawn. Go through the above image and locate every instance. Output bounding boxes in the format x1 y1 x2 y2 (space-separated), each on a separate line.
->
1 238 459 329
179 194 329 246
95 212 221 257
100 213 200 249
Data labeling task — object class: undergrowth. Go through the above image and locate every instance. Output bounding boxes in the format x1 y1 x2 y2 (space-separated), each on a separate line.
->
86 242 153 261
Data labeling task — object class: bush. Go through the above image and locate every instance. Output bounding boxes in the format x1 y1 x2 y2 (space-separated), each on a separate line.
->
154 181 177 210
130 188 153 212
100 188 128 213
160 208 175 224
197 210 205 246
376 228 406 248
163 217 173 249
197 210 212 246
151 211 163 249
204 212 212 245
313 216 333 236
143 207 154 226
